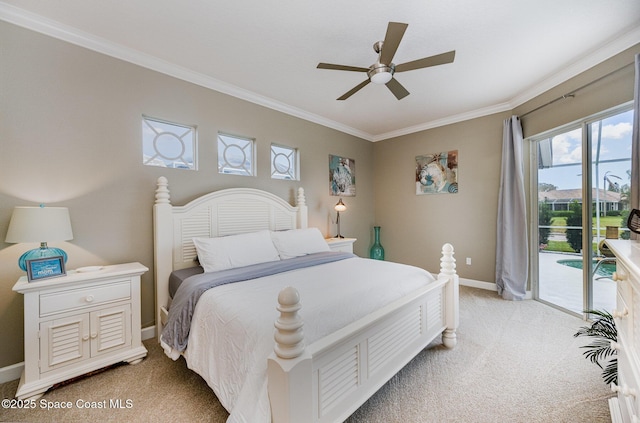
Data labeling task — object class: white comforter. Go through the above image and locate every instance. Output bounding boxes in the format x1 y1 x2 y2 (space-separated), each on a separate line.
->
181 256 435 423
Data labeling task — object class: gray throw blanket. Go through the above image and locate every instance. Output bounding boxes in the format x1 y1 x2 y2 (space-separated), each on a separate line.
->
161 251 355 352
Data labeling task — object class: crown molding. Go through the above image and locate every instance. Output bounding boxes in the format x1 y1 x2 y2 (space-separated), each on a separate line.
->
1 2 638 143
370 102 513 142
0 3 374 141
508 25 640 110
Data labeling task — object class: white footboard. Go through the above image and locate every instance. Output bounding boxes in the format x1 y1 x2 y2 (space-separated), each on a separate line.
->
267 243 459 423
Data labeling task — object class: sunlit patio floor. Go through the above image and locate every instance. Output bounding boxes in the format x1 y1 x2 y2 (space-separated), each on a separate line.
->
538 251 616 314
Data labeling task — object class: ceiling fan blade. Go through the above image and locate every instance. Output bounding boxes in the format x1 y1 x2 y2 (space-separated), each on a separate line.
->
386 78 410 100
317 63 369 72
379 22 408 65
394 50 456 73
337 79 371 100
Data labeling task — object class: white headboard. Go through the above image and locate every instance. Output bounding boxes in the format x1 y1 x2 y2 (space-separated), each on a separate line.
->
153 176 308 336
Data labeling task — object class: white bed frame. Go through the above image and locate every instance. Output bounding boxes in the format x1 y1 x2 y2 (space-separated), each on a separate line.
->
153 176 459 423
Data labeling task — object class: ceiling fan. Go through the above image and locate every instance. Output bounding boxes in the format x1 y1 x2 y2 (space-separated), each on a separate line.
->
317 22 455 101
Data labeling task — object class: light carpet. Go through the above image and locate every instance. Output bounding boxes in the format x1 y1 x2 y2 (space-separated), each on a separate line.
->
0 286 614 422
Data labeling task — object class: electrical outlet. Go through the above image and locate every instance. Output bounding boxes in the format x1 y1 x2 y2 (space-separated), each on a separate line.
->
466 257 472 265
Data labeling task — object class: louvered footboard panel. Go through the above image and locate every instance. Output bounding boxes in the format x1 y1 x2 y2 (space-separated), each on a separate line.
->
368 306 423 376
318 346 360 415
312 283 447 422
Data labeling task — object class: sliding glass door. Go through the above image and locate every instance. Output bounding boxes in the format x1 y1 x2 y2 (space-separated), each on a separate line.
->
536 126 586 313
533 105 633 315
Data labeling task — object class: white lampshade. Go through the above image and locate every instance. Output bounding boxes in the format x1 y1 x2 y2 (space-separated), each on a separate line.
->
5 206 73 243
334 199 347 212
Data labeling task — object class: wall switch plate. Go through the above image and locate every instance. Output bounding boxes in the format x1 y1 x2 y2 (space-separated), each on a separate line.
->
466 257 472 265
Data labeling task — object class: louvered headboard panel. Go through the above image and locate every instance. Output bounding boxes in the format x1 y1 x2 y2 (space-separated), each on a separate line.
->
153 177 308 335
171 198 299 269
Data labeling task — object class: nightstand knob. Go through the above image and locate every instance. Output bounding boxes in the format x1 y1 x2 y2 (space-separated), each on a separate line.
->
613 271 627 282
613 308 629 319
82 335 89 341
624 386 636 398
611 382 636 398
85 295 94 303
91 332 97 339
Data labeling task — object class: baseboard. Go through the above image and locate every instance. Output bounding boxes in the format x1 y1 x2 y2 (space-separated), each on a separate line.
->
0 362 24 385
0 326 158 385
141 325 156 341
458 277 533 299
459 277 497 291
429 273 497 292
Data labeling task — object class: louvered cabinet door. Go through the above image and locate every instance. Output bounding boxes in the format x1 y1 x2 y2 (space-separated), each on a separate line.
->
40 314 91 373
91 305 132 357
39 305 132 373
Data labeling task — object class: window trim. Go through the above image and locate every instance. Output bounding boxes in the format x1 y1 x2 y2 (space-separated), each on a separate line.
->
142 115 197 170
270 143 299 181
217 132 256 177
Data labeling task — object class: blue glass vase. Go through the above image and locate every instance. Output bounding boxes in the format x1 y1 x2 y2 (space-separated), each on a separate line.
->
18 243 68 271
369 226 385 260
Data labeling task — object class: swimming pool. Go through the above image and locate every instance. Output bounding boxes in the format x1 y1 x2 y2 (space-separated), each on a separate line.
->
556 259 616 277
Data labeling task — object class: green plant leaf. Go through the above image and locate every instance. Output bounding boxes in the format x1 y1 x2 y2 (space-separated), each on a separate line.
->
574 309 618 385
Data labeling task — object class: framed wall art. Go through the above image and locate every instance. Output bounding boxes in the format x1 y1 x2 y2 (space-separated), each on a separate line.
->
26 256 66 282
329 154 356 196
415 150 458 195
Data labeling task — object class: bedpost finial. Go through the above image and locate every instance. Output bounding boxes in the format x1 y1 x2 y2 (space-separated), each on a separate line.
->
273 286 305 359
278 285 300 307
155 176 171 204
297 187 306 207
440 243 456 276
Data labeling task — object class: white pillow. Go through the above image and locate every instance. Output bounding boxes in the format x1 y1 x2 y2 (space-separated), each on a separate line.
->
271 228 331 259
192 230 280 273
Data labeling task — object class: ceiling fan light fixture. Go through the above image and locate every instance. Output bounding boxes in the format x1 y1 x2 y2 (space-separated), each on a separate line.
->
368 65 393 84
317 22 455 100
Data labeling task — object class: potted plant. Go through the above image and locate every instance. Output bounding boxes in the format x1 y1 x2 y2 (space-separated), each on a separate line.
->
573 309 617 385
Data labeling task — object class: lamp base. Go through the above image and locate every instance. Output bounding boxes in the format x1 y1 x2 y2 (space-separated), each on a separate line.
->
19 247 68 271
334 234 345 238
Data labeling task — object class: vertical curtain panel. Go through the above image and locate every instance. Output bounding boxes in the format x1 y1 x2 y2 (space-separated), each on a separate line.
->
631 53 640 240
496 116 528 300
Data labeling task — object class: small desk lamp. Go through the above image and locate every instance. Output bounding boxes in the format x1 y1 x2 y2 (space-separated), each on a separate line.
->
334 198 347 238
5 205 74 271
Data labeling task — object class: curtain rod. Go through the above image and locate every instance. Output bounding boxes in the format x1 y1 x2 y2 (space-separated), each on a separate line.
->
519 62 634 119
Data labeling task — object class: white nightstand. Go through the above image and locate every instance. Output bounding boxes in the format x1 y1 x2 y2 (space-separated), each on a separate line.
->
326 238 356 253
12 262 148 400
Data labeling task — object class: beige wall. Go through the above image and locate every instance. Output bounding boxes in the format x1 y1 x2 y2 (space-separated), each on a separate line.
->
372 113 509 282
372 43 640 289
0 18 638 372
0 22 374 368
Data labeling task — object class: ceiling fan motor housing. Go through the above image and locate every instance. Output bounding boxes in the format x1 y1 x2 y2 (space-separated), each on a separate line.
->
368 63 394 84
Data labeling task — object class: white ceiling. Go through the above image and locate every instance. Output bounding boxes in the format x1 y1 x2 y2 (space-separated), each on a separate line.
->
2 0 640 141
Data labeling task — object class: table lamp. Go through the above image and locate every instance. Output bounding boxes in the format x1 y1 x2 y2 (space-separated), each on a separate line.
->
5 205 74 271
334 198 346 238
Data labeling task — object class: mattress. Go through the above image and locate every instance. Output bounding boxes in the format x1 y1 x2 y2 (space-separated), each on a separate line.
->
168 266 203 298
181 256 435 423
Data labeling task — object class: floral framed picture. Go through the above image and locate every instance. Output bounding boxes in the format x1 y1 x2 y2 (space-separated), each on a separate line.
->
415 150 458 195
329 155 356 196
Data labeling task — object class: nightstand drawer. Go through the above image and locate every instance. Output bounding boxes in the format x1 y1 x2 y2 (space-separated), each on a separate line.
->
40 280 131 316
